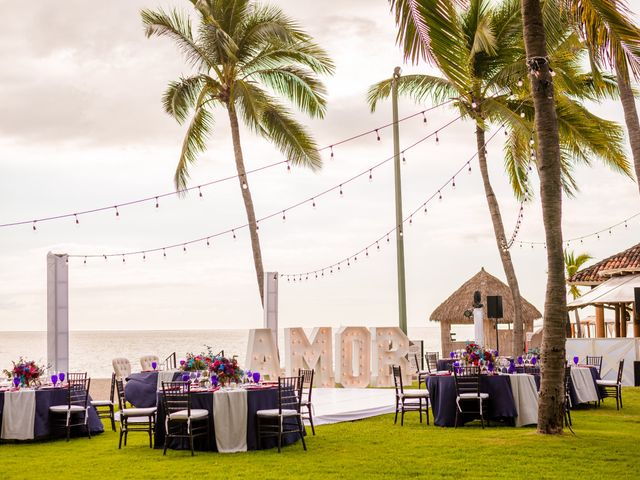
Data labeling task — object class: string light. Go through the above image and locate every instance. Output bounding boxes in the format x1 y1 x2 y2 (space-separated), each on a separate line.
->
155 197 159 208
74 214 79 225
375 129 381 141
114 206 119 217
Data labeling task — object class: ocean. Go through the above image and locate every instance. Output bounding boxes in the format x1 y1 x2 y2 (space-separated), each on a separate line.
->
0 325 473 378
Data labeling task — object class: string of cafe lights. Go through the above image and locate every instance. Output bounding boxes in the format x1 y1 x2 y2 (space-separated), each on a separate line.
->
513 211 640 250
67 113 465 262
0 100 454 231
280 124 508 282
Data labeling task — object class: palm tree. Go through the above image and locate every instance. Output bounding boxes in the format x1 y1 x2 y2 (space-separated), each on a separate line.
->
374 0 631 358
559 0 640 195
141 0 334 305
564 250 593 338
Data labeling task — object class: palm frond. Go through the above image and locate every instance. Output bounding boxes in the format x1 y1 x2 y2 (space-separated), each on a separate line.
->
242 42 335 76
162 76 208 124
174 103 214 191
367 74 457 112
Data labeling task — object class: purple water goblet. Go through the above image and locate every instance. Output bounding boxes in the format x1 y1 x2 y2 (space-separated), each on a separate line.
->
180 359 185 367
573 356 579 366
252 372 260 384
246 370 252 382
51 374 58 386
13 376 20 389
517 355 523 365
450 351 455 359
531 356 537 365
58 372 65 383
487 362 494 373
182 373 190 382
211 375 218 388
151 361 157 370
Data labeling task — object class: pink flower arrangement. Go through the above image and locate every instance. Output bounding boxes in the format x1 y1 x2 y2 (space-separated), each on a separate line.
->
3 357 46 387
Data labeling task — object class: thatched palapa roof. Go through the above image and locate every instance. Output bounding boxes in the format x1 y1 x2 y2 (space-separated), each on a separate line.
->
568 242 640 286
430 268 542 324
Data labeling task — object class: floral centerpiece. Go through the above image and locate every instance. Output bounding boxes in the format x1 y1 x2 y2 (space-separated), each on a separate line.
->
209 355 243 387
3 357 46 387
179 353 210 372
463 343 496 369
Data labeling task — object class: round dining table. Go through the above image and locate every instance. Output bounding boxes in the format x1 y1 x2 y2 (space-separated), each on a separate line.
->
0 387 104 440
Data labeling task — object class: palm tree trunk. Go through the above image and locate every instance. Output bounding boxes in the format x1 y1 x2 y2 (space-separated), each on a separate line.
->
521 0 567 435
475 125 525 357
615 65 640 195
227 105 265 306
573 309 581 338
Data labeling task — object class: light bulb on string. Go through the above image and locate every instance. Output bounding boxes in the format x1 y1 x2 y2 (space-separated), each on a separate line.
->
286 161 291 172
142 252 146 261
242 179 248 189
468 162 472 173
199 187 203 198
365 249 369 257
83 256 87 265
339 185 343 196
386 234 390 243
103 255 107 261
32 221 37 231
115 206 120 217
471 101 477 109
422 112 427 123
376 241 380 250
183 244 187 253
520 111 525 118
399 229 403 237
369 170 373 182
517 78 524 87
375 129 380 141
122 255 126 263
424 205 428 215
312 198 316 209
282 211 286 222
402 152 406 164
232 229 237 239
435 131 439 144
163 248 168 257
452 177 456 189
330 146 334 159
438 190 443 201
155 197 159 209
75 214 79 225
206 238 210 247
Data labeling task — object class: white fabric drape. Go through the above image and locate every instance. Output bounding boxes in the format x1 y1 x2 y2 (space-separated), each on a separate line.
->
1 390 36 440
507 374 538 427
156 371 177 391
212 389 247 453
570 367 599 404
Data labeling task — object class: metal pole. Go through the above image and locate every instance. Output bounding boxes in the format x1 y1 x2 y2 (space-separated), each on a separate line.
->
392 67 408 335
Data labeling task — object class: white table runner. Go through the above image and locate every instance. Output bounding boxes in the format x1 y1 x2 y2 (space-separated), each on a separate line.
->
212 389 247 453
507 374 538 427
570 367 599 404
1 390 36 440
156 370 178 391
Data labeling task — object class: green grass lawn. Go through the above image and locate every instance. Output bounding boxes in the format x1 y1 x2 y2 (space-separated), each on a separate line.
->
3 388 640 479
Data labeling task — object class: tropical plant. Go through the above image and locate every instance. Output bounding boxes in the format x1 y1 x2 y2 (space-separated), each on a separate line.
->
141 0 334 304
564 249 593 338
373 0 631 359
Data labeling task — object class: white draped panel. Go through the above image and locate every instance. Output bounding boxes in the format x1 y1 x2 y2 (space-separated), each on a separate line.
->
566 339 639 386
508 374 538 427
212 389 247 453
1 390 36 440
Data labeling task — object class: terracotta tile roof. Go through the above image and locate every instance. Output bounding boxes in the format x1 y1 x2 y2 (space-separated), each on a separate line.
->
568 242 640 285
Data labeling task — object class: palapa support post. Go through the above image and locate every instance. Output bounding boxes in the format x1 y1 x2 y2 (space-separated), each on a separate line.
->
595 306 606 338
47 252 69 374
614 304 621 338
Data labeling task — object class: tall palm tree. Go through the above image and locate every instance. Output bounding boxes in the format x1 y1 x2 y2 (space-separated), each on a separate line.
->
564 250 593 338
560 0 640 195
141 0 334 305
374 0 630 358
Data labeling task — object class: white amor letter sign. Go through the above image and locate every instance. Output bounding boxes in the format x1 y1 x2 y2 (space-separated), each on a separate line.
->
370 327 411 387
245 329 281 380
284 327 334 387
334 327 371 388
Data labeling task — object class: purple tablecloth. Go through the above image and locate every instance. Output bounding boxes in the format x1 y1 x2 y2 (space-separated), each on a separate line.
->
125 371 181 408
154 388 301 451
436 359 455 371
427 375 518 427
0 388 104 439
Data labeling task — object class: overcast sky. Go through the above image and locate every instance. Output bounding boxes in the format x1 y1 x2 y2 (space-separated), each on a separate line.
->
1 0 639 333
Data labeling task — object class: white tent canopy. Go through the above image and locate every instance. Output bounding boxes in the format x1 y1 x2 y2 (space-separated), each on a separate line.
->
568 274 640 309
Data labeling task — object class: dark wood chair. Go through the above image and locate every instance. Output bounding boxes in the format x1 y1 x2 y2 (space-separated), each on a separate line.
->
564 366 572 426
425 352 439 372
414 353 430 389
66 372 88 382
49 376 92 441
256 375 307 453
596 359 624 410
586 356 603 376
453 366 489 429
392 365 430 426
298 368 316 435
115 378 157 449
91 372 116 431
161 381 209 455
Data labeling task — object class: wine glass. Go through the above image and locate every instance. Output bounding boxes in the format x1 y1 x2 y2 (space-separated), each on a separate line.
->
51 372 58 387
246 370 252 384
151 361 157 371
573 356 579 366
13 376 20 389
58 372 65 384
211 375 218 388
181 373 190 383
179 359 186 367
252 372 260 384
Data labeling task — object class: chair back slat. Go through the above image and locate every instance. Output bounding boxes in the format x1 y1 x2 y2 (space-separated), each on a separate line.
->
298 368 314 402
425 352 438 373
392 365 404 395
453 366 480 396
115 377 127 411
277 376 303 414
161 381 191 416
616 359 625 383
586 356 603 375
68 377 90 409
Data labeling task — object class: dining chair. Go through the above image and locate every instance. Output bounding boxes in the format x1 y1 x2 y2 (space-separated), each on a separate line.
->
392 365 430 426
140 355 160 371
161 381 209 456
115 378 157 448
66 372 88 382
91 373 116 431
453 366 489 429
564 366 572 426
413 353 429 389
425 352 439 373
112 358 132 380
256 375 307 453
298 368 316 435
586 356 603 377
49 376 92 441
596 359 624 410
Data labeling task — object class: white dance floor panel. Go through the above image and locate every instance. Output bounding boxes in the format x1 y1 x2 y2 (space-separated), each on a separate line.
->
309 388 396 426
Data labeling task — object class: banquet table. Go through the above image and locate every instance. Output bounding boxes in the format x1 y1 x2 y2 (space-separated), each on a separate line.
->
0 387 104 440
125 371 181 408
427 373 538 427
569 366 601 406
154 386 302 452
436 359 455 372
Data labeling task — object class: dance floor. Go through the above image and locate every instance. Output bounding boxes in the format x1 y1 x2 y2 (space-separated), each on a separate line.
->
310 388 396 426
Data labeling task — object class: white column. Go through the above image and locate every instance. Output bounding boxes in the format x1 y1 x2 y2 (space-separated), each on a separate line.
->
47 252 69 373
473 307 484 347
263 272 278 332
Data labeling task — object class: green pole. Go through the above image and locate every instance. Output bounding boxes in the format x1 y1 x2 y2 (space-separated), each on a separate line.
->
392 67 408 335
